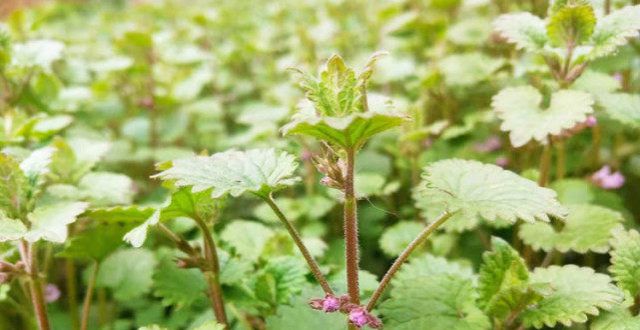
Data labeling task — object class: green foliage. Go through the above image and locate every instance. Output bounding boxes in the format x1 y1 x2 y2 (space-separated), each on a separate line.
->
546 0 596 47
266 289 345 330
153 254 207 308
379 221 423 257
414 159 567 231
590 5 640 59
97 248 157 301
220 220 275 262
609 228 640 297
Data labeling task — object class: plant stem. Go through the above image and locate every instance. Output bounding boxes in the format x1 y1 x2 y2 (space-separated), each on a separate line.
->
19 240 50 330
193 217 228 328
263 194 334 294
366 211 454 311
65 259 79 330
80 262 99 330
538 142 552 187
555 139 566 180
344 148 360 305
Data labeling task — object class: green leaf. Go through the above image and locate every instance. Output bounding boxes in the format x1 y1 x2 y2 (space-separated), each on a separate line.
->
379 221 423 257
519 204 623 253
609 227 640 297
97 248 157 301
84 205 155 225
521 265 623 328
123 210 160 248
19 147 55 180
546 1 596 47
329 269 380 299
393 254 475 284
0 213 27 242
193 321 225 330
414 159 567 232
10 39 64 72
266 289 345 330
590 5 640 59
493 12 548 51
153 255 206 307
261 256 308 304
160 188 221 222
598 93 640 128
78 172 135 206
220 220 274 262
58 223 131 261
153 149 299 198
0 153 28 218
380 275 490 329
492 86 594 147
438 53 504 87
24 202 89 243
478 238 541 320
592 306 640 330
281 95 407 150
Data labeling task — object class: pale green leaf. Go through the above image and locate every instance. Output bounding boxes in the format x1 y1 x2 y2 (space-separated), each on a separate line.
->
519 204 623 253
24 202 89 243
609 227 640 297
11 39 64 72
598 93 640 128
97 248 157 301
0 154 28 218
521 265 624 328
220 220 274 262
78 172 135 206
380 275 490 330
493 12 548 51
153 149 299 198
590 5 640 59
193 321 225 330
0 213 27 242
592 306 640 330
438 53 503 87
492 86 594 147
414 159 567 232
123 210 159 248
546 1 596 46
379 221 423 257
19 147 55 179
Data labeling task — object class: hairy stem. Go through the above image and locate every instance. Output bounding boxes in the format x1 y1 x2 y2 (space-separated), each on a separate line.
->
366 211 454 311
263 194 334 294
538 142 552 187
194 217 228 328
80 262 99 330
19 241 50 330
344 148 360 305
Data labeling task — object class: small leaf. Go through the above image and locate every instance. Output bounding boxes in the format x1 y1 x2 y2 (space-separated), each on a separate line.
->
492 86 594 147
97 248 157 301
153 149 299 198
414 159 567 232
519 204 623 253
11 39 64 72
493 12 548 51
521 265 623 328
590 5 640 59
609 227 640 297
78 172 135 206
0 213 27 242
24 202 89 243
546 1 596 47
19 147 55 180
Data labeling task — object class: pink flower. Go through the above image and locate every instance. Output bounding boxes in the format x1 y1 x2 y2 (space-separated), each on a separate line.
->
495 156 509 168
585 115 597 127
474 136 502 153
349 308 369 327
322 295 340 312
591 165 625 189
45 284 61 303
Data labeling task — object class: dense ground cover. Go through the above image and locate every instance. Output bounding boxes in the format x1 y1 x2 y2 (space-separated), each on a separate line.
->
1 0 640 329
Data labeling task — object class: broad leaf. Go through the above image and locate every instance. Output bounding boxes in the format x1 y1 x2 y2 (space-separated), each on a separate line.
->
598 93 640 128
220 220 274 262
19 147 55 180
492 86 593 147
260 256 308 304
58 223 131 261
590 5 640 59
519 204 623 253
97 248 157 301
78 172 135 206
592 306 640 330
266 289 345 330
11 39 64 72
414 159 567 232
521 265 623 328
153 254 206 307
379 221 424 257
392 254 475 284
493 12 548 51
546 1 596 47
609 227 640 297
0 213 27 242
153 149 299 198
438 53 503 87
24 202 89 243
380 275 490 329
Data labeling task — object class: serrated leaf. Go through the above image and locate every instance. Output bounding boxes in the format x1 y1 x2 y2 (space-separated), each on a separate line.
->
478 238 541 320
590 5 640 59
153 149 299 198
598 93 640 128
262 256 309 304
160 188 221 222
609 228 640 297
123 210 159 248
521 265 623 328
592 306 640 330
0 154 28 218
19 147 55 180
24 202 89 243
282 96 406 149
493 12 548 51
519 204 623 253
380 275 490 330
492 86 594 147
393 254 475 285
546 1 596 46
220 220 274 262
414 159 567 232
97 248 157 301
153 255 206 307
379 221 424 257
0 213 27 242
58 223 131 261
266 289 345 330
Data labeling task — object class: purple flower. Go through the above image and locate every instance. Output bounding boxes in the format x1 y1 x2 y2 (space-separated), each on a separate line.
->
45 284 61 303
495 156 509 168
322 295 340 312
585 115 597 127
474 136 502 153
349 308 369 327
591 165 625 189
